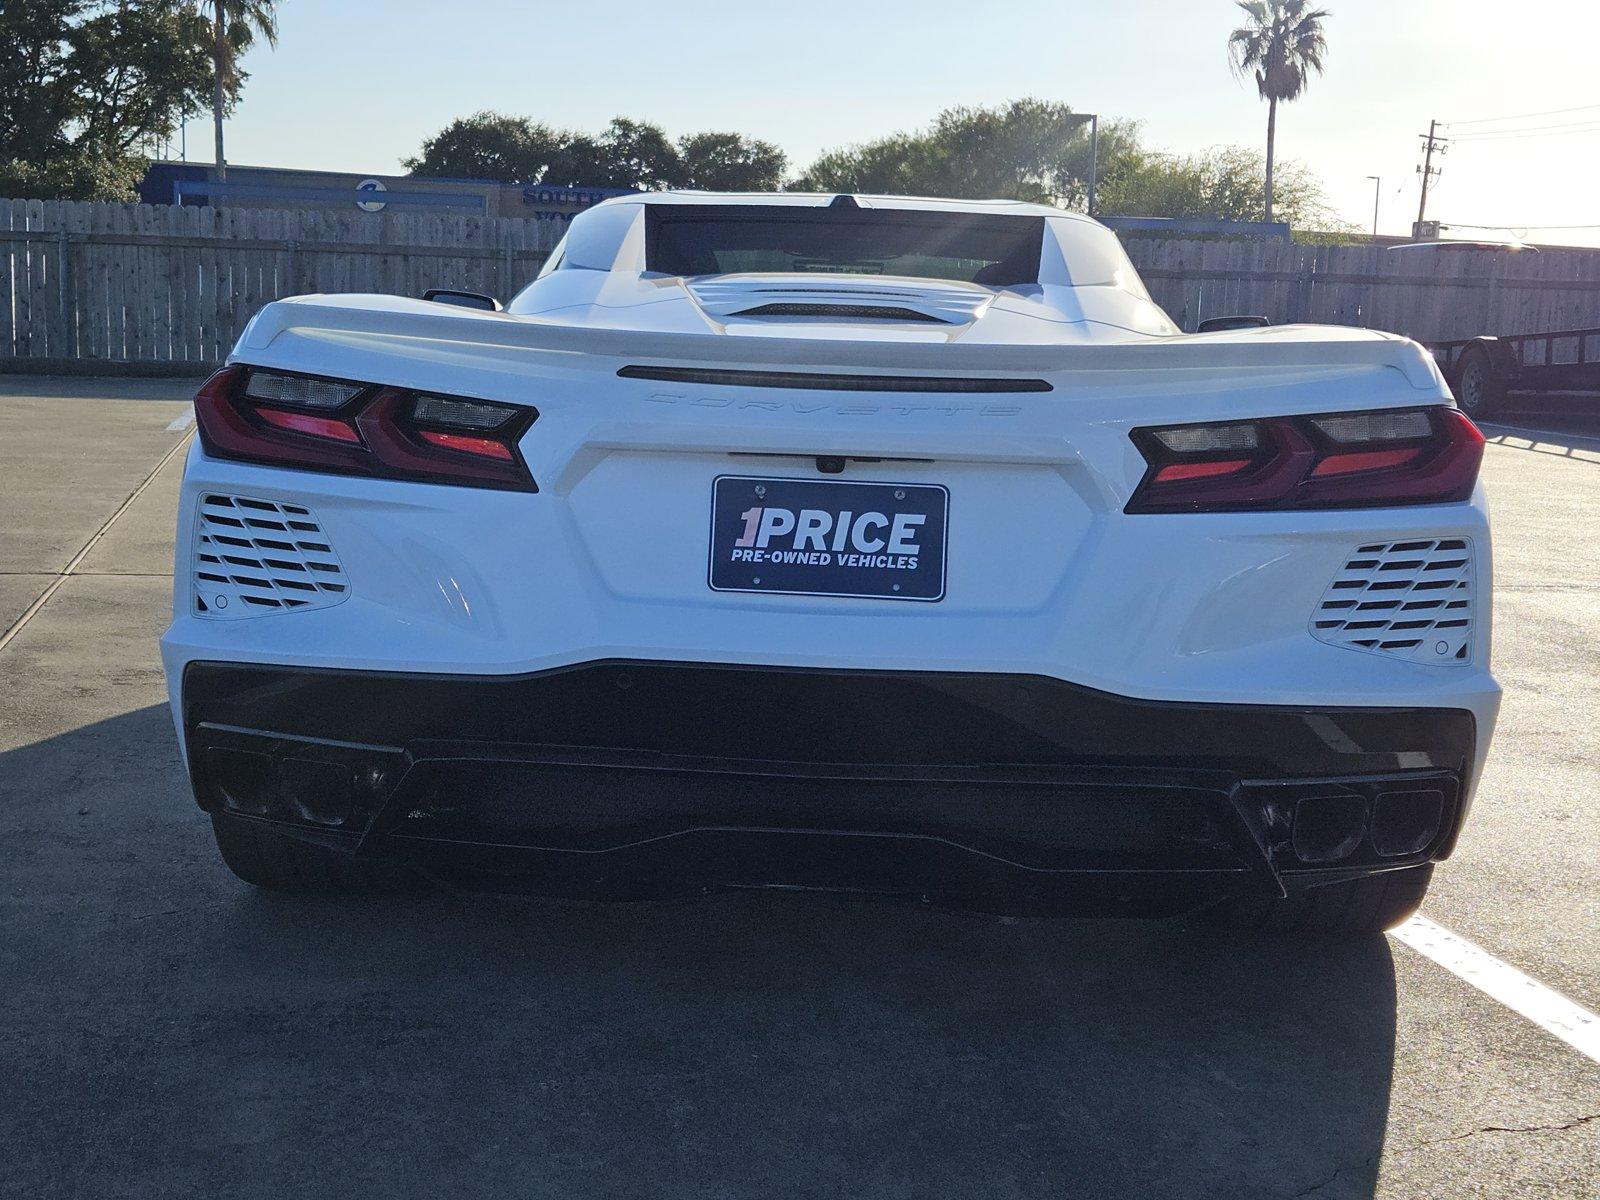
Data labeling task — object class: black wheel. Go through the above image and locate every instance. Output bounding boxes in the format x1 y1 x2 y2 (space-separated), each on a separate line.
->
1454 346 1504 418
1202 865 1433 937
211 813 419 895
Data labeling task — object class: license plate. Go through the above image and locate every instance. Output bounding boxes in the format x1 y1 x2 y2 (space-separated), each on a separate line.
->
708 475 948 601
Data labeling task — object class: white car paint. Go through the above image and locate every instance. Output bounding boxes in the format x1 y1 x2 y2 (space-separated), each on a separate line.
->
161 193 1499 798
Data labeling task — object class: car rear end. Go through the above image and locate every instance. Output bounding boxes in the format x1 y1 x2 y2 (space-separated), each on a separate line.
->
160 303 1497 921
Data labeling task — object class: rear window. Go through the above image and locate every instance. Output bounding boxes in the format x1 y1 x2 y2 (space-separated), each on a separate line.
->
646 205 1045 286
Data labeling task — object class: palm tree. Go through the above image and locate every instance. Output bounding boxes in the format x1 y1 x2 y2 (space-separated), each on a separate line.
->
1228 0 1329 223
201 1 280 182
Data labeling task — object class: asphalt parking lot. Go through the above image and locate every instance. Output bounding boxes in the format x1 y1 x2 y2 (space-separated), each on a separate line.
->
2 377 1598 1199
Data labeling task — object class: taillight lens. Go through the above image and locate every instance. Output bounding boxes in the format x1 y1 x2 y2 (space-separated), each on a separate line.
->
193 366 537 491
1126 405 1483 513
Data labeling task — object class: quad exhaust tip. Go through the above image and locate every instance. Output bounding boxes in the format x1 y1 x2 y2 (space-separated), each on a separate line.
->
1290 789 1446 865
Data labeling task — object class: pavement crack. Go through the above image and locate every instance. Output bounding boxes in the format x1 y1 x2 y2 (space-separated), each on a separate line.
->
1398 1112 1600 1155
1286 1114 1600 1194
1291 1165 1347 1197
0 429 191 653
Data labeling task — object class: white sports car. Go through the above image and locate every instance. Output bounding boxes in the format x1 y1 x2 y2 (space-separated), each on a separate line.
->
162 192 1496 934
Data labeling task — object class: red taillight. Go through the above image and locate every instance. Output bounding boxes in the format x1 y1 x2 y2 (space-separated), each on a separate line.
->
254 407 361 443
1126 406 1483 513
193 366 537 491
1310 447 1420 477
1152 459 1253 482
417 430 515 460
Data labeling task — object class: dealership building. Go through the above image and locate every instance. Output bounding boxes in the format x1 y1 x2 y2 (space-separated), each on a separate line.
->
138 162 632 222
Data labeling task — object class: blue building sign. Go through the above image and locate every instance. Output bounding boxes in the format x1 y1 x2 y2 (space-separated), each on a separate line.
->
520 185 637 220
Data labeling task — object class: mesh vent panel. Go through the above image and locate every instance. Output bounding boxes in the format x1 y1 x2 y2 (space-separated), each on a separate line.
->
1311 538 1474 665
192 494 349 619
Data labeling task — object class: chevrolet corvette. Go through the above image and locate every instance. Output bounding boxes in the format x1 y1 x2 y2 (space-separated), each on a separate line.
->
162 192 1497 933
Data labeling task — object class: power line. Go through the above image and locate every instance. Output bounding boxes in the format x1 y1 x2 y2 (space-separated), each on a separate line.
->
1422 104 1600 242
1450 120 1600 141
1443 102 1600 127
1446 221 1600 232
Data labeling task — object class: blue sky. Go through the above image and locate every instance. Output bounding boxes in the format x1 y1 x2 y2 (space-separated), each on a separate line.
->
206 0 1600 244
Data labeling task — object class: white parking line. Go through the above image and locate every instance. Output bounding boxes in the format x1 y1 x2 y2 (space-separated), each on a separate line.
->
1392 916 1600 1064
165 409 196 433
1480 421 1600 446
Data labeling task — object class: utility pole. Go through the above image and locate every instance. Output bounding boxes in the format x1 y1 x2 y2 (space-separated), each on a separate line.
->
1415 120 1447 237
1366 175 1381 238
1061 112 1101 217
1087 114 1099 218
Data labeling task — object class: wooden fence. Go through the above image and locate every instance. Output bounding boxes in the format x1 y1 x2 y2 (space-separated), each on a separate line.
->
1123 238 1600 344
0 199 561 374
2 197 1599 374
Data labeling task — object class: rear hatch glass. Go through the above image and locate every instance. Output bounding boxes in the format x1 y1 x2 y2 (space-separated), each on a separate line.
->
646 204 1045 286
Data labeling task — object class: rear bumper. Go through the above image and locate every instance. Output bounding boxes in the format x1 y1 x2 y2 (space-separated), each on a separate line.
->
182 660 1476 915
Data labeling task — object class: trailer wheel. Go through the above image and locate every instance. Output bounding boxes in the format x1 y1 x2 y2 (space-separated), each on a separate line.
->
1454 346 1504 418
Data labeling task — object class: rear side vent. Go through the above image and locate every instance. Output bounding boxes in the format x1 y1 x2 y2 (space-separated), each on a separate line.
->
1310 538 1475 665
192 494 350 619
731 303 948 323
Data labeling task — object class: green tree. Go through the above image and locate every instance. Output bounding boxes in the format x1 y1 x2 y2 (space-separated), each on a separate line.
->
0 0 81 165
925 100 1095 204
676 131 786 191
408 114 788 191
405 115 622 188
1098 144 1338 230
792 99 1140 209
790 133 942 197
594 117 680 189
199 0 278 181
0 146 147 200
72 1 217 153
789 98 1339 230
0 1 221 200
1228 0 1330 223
541 132 605 187
405 112 574 183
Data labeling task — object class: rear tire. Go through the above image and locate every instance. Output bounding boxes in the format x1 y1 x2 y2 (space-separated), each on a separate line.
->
1202 865 1433 937
1454 347 1504 418
211 813 418 895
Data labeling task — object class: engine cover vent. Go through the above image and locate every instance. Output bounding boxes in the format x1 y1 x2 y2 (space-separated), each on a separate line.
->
1311 538 1475 665
687 277 994 325
192 494 349 619
731 303 948 323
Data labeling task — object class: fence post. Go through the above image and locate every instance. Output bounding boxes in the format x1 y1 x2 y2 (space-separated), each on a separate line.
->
55 228 71 360
1289 247 1311 325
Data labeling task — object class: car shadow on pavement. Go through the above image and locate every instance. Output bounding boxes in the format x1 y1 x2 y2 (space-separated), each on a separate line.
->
5 705 1396 1200
1481 420 1600 461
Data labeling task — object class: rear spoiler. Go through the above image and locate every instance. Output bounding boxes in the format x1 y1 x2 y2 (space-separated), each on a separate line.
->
237 295 1449 393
